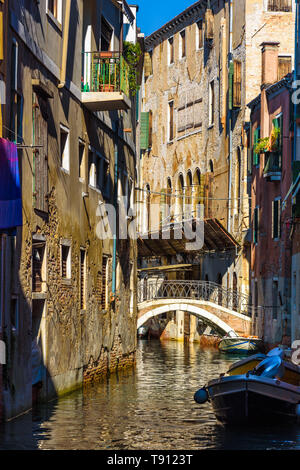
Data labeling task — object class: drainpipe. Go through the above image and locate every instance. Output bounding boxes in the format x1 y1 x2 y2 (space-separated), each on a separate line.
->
112 120 119 299
228 0 233 233
58 0 71 89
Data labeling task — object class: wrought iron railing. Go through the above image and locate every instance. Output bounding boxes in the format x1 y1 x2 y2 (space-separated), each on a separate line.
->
137 279 262 318
82 51 129 96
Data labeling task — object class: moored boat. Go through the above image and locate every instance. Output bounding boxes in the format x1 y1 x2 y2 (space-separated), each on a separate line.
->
194 347 300 425
219 331 264 354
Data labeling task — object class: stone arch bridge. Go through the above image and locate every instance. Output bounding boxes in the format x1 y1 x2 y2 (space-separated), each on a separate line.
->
137 280 257 337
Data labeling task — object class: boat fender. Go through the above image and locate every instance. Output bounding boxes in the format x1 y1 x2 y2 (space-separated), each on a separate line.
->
194 387 209 404
253 355 285 379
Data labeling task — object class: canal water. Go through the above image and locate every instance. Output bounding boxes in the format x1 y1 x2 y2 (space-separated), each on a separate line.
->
0 340 300 450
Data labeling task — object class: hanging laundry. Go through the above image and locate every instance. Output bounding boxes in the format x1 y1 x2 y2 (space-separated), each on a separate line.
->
0 138 22 229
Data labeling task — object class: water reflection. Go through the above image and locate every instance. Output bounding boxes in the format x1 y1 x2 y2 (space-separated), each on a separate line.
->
0 340 299 450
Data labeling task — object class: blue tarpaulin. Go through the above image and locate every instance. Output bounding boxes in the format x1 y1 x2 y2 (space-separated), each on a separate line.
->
0 138 22 229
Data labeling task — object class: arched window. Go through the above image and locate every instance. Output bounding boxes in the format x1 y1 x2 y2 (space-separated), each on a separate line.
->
177 174 184 220
209 159 214 173
193 168 202 216
186 170 193 218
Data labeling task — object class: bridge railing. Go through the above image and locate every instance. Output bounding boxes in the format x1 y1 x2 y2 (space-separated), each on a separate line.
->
137 280 262 318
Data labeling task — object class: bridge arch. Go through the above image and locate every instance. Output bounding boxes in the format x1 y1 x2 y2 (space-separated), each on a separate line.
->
137 303 235 336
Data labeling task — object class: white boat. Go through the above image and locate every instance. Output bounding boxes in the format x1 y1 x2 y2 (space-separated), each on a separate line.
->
219 330 264 354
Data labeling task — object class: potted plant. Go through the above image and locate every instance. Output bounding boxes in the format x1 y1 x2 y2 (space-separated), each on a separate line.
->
254 137 270 154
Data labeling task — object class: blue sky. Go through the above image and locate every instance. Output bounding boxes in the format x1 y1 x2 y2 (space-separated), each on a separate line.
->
136 0 196 37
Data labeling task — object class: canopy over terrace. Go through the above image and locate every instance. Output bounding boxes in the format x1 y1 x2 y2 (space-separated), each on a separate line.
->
138 218 239 257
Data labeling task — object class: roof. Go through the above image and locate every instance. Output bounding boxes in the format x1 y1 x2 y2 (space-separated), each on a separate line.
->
145 1 204 50
138 218 239 257
247 74 292 111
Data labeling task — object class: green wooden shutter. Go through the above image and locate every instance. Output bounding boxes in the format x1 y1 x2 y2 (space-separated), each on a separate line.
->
253 127 260 167
140 112 149 150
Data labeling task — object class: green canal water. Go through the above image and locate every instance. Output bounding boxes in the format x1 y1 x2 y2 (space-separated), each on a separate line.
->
0 339 300 450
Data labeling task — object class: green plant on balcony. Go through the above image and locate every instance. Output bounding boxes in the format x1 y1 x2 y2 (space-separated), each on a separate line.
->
123 41 142 96
254 137 270 154
254 127 281 154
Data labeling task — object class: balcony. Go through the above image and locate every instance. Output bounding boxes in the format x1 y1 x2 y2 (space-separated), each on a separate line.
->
81 51 131 111
263 151 281 181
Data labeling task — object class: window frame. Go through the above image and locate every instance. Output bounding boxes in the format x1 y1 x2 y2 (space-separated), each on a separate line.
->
272 197 281 240
47 0 62 26
60 239 72 281
60 124 70 173
168 37 174 66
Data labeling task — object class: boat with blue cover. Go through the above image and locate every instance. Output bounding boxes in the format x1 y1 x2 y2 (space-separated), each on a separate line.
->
194 347 300 425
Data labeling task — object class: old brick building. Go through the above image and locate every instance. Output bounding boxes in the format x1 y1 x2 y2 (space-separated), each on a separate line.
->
0 0 140 421
138 0 295 341
248 43 293 346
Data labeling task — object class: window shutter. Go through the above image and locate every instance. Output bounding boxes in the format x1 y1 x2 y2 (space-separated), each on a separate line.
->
253 127 260 167
228 62 234 110
33 95 48 213
254 207 259 244
233 60 241 108
144 52 153 78
140 112 149 150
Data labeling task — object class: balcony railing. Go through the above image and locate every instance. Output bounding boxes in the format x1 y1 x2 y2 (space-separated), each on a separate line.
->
267 0 292 12
82 51 130 97
263 151 281 180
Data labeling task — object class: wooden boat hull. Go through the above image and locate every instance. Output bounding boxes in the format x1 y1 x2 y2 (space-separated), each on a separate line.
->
207 375 300 425
219 337 264 354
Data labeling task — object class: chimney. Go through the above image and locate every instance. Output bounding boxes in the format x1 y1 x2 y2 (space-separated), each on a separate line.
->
260 42 280 88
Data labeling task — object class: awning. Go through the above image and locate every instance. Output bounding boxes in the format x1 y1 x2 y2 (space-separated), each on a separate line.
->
0 139 22 230
138 218 239 258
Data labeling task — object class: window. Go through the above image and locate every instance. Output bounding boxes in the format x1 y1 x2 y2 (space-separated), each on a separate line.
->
79 141 85 180
180 30 186 58
268 0 292 12
47 0 62 23
272 198 281 240
96 154 102 190
278 56 292 81
148 110 153 148
101 16 113 51
208 81 214 126
233 60 242 108
168 101 174 141
101 257 107 310
168 37 174 65
61 241 71 279
10 40 23 144
88 149 96 187
253 206 259 244
253 126 261 167
196 20 203 49
80 249 86 310
32 239 46 293
33 94 48 213
60 125 70 172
